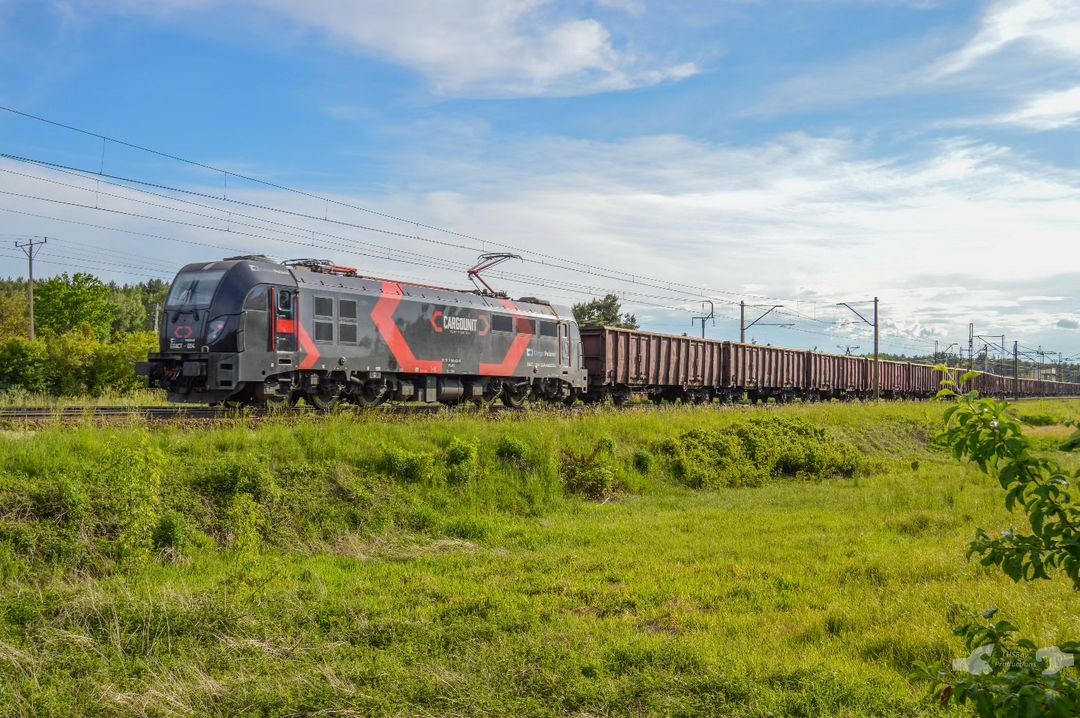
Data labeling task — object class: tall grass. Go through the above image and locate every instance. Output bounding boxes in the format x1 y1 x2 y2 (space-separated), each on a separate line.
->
0 400 1078 716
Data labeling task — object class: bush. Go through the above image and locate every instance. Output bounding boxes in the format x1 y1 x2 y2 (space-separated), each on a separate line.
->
1018 413 1058 427
225 494 265 555
916 387 1080 716
152 511 190 554
560 444 617 500
100 435 165 565
632 449 654 474
658 428 764 489
445 437 480 484
495 435 529 469
384 447 435 483
0 330 156 397
657 417 866 489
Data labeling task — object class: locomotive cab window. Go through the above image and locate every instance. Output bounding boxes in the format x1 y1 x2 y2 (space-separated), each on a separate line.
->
492 314 513 333
166 269 226 309
539 321 558 338
314 295 334 343
243 286 268 310
277 290 293 314
338 299 358 345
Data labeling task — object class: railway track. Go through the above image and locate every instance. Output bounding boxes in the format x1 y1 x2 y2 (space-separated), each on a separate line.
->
0 405 242 421
0 403 526 421
0 395 1074 423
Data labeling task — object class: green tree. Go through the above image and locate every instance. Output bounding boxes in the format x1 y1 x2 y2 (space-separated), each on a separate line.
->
109 285 148 333
571 294 638 329
34 272 117 340
0 284 28 340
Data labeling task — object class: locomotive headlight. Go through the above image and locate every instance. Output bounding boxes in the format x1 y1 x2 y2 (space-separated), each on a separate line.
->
206 317 227 345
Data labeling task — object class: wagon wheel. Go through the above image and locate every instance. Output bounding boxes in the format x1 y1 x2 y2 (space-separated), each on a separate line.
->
650 393 664 405
502 382 530 408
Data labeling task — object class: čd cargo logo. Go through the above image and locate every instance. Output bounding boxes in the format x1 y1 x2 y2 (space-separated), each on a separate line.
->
431 310 490 336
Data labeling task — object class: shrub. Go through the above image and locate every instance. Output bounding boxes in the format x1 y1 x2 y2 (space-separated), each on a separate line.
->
657 417 866 489
495 435 529 469
384 447 435 483
560 444 617 500
152 511 189 554
225 493 265 555
632 449 654 474
1018 412 1058 427
658 428 764 489
0 330 156 397
100 435 165 565
445 437 480 484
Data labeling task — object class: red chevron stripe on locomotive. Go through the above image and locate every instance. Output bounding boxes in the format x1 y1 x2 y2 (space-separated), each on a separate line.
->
372 281 444 374
479 298 533 376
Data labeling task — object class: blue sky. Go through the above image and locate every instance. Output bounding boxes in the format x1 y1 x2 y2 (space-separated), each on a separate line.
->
1 0 1078 359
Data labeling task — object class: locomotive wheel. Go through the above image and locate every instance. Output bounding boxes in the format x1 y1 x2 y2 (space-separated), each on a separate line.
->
352 382 389 408
307 389 340 413
503 383 529 408
475 380 502 408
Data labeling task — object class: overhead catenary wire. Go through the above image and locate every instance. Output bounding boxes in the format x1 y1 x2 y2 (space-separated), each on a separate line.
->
0 108 1023 353
0 112 819 305
3 159 946 347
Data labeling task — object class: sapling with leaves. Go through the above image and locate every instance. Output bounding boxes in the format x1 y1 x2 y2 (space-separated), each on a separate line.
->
915 370 1080 717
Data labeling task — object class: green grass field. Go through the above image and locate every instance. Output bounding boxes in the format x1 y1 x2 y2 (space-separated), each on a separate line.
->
2 401 1078 717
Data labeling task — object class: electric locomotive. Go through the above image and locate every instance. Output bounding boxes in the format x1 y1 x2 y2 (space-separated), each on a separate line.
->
138 255 588 408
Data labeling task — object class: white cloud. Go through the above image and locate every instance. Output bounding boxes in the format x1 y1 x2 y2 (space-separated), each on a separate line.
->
356 129 1080 349
994 86 1080 130
752 0 1080 119
935 0 1080 77
940 85 1080 132
3 128 1079 351
93 0 697 97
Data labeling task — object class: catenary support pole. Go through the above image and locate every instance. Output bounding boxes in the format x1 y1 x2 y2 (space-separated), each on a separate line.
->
1013 341 1019 401
872 297 880 400
739 301 745 343
968 323 974 372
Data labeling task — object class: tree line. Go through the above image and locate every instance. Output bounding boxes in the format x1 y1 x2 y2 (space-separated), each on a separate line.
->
0 273 166 396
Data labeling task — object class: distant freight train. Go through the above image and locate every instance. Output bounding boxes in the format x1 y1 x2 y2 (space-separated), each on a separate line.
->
138 256 1080 407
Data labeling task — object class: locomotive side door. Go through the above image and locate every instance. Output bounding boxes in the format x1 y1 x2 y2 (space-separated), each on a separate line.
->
558 322 571 371
271 287 298 354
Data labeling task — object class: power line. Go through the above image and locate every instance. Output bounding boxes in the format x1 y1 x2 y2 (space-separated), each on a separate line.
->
0 112 809 305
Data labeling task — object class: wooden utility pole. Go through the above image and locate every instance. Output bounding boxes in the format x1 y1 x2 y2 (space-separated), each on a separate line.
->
14 237 46 340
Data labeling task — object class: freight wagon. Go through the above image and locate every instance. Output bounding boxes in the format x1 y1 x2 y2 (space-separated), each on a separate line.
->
580 327 721 404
